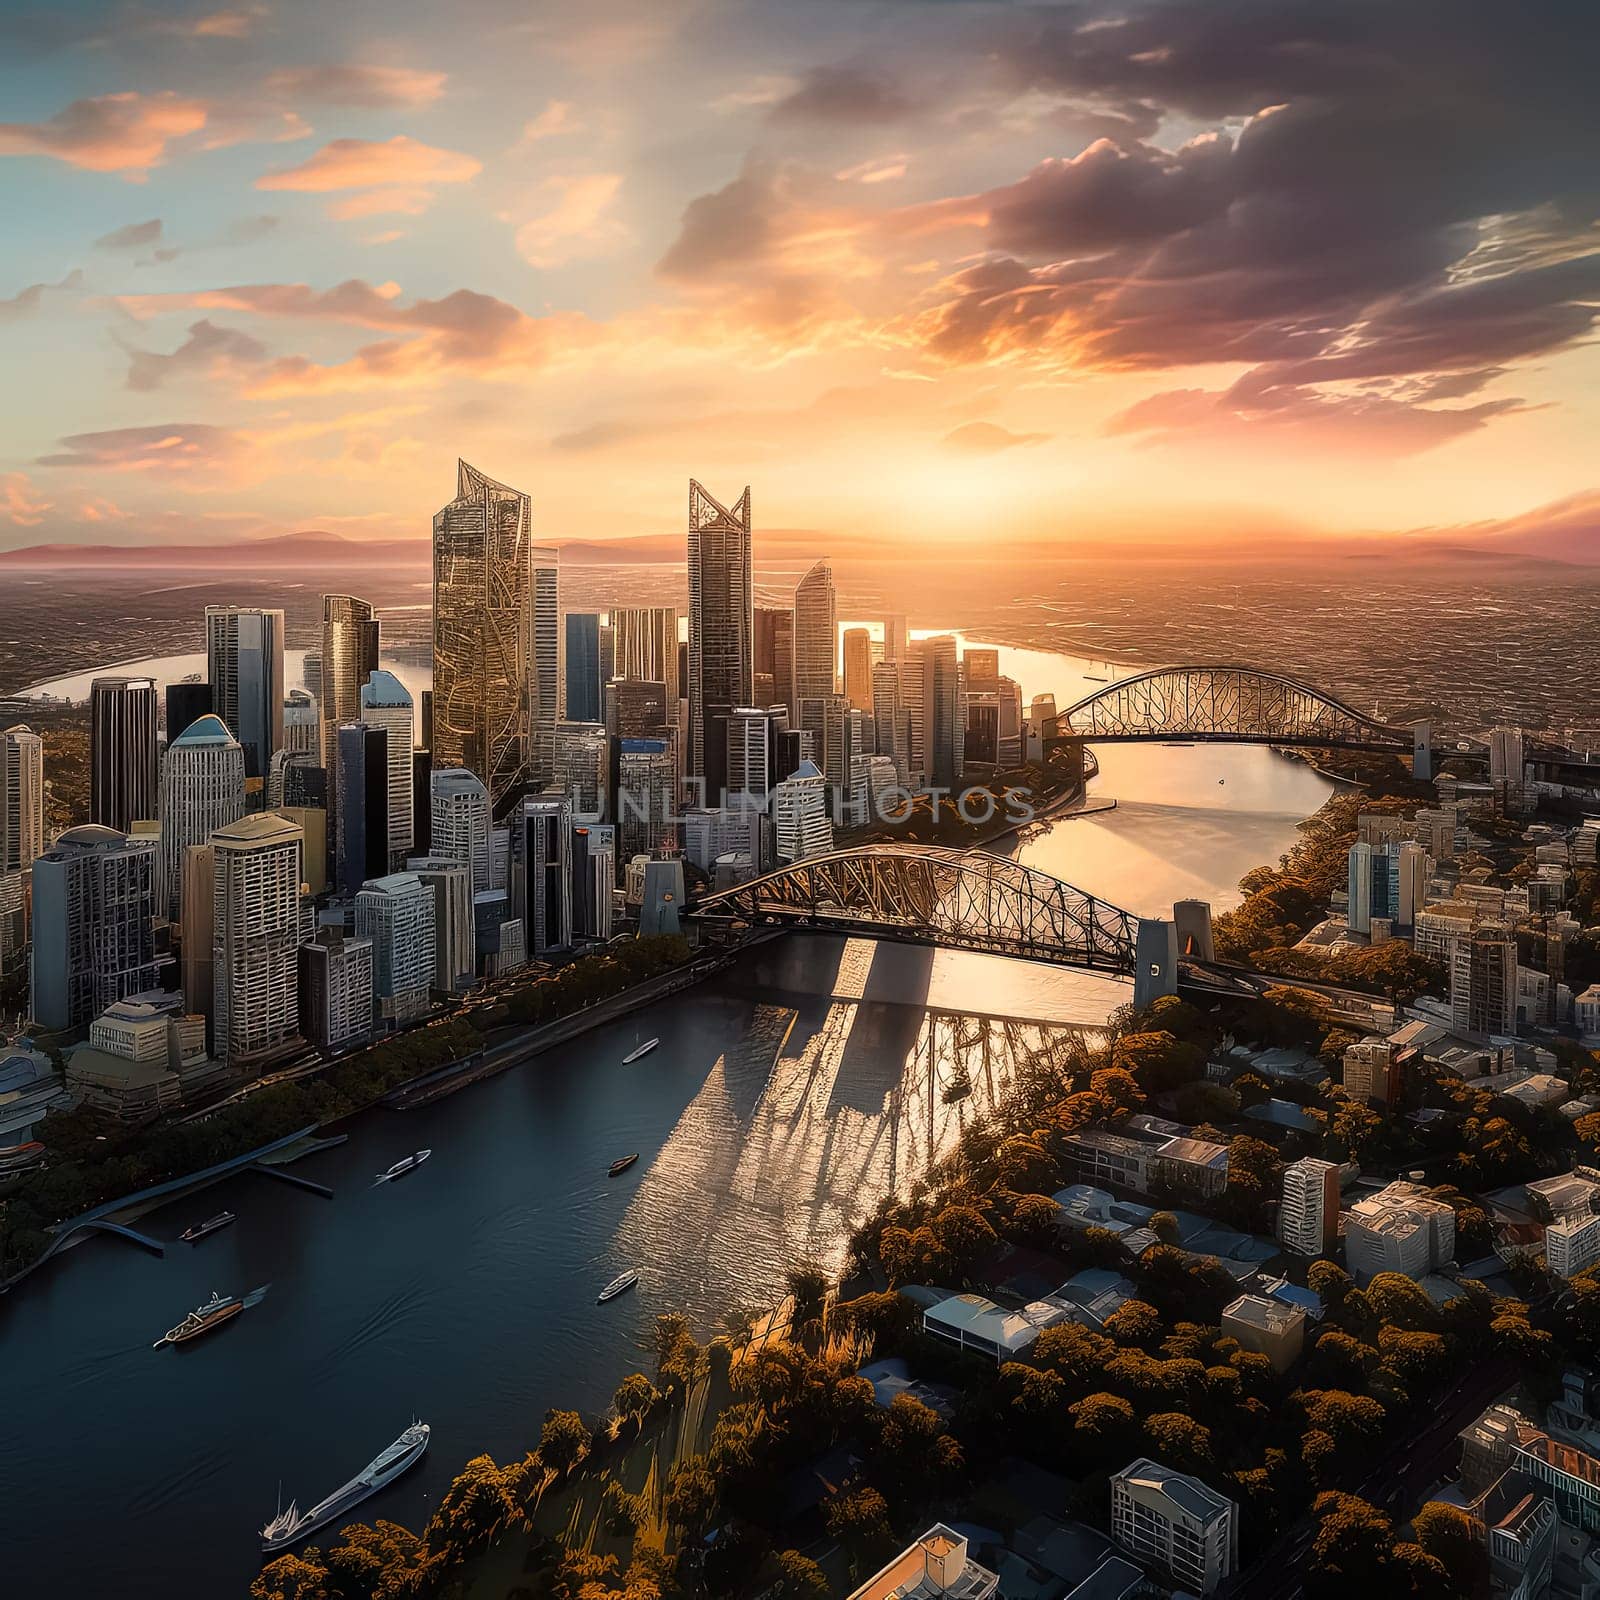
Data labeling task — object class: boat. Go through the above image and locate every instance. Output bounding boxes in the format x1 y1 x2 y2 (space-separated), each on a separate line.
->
260 1422 430 1554
153 1290 244 1348
180 1211 236 1244
1084 674 1109 683
375 1149 431 1183
622 1039 659 1065
598 1269 639 1303
608 1153 640 1178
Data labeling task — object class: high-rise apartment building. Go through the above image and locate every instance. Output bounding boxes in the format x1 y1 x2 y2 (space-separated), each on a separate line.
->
205 605 285 780
613 607 681 712
754 605 793 711
571 823 615 942
282 689 318 757
158 714 245 921
360 670 415 866
1 724 45 873
554 721 607 820
564 612 603 724
317 594 380 779
89 675 159 832
405 856 475 991
924 634 963 787
1278 1157 1340 1255
433 460 534 819
513 794 573 957
298 929 373 1054
617 738 678 861
355 872 435 1030
211 812 304 1068
1452 921 1517 1037
773 760 833 862
29 825 161 1031
842 627 873 712
1111 1459 1238 1596
726 707 775 805
430 767 492 892
793 559 837 750
900 643 928 784
335 723 389 899
686 480 753 793
530 543 560 787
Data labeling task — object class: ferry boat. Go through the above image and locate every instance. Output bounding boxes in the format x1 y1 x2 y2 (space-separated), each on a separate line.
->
608 1153 639 1178
260 1422 430 1554
153 1290 244 1348
181 1211 236 1244
375 1149 431 1183
597 1269 639 1303
622 1039 659 1064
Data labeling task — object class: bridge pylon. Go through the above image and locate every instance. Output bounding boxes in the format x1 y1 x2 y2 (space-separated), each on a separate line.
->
1133 918 1179 1010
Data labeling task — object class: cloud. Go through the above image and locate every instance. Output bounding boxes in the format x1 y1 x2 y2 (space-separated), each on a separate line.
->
514 173 627 268
95 218 164 251
124 318 269 391
326 188 437 220
37 422 244 474
514 100 581 148
263 65 448 108
0 91 208 176
256 135 481 192
2 472 52 527
939 421 1050 454
0 270 83 320
768 66 913 125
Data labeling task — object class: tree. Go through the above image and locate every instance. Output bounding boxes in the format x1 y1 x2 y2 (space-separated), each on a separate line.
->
771 1550 830 1600
1143 1410 1214 1474
612 1372 658 1435
1111 1030 1207 1093
826 1485 892 1575
665 1457 719 1539
324 1520 424 1600
1411 1502 1489 1597
539 1410 591 1477
424 1453 526 1561
785 1260 831 1333
250 1553 331 1600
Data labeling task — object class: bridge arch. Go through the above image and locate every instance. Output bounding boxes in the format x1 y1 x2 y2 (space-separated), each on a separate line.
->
690 844 1139 974
1054 665 1411 749
35 1218 166 1265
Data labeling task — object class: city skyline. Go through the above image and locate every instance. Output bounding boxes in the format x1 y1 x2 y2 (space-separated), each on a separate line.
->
2 0 1599 566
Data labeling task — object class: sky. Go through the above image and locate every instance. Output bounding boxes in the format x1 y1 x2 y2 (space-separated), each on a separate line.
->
2 0 1598 557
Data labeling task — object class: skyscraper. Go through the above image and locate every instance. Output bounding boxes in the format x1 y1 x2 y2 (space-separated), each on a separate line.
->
158 714 245 921
901 641 928 785
617 738 678 861
430 767 492 892
872 661 908 782
336 723 389 899
924 634 963 787
404 855 474 991
360 669 415 866
89 675 159 832
29 825 161 1031
513 793 573 957
298 930 373 1054
282 688 319 756
842 627 874 712
773 761 833 862
571 823 615 941
754 605 794 710
554 721 608 820
211 812 304 1067
433 460 534 819
686 480 752 794
726 706 775 805
180 843 214 1032
165 680 211 743
318 593 380 780
793 559 838 735
1 724 45 873
530 543 561 787
612 607 681 710
564 612 603 724
883 613 909 664
355 872 435 1030
205 605 285 780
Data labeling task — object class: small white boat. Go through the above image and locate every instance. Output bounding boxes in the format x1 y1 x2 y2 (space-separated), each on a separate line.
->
261 1421 430 1553
375 1149 431 1183
598 1269 639 1304
622 1039 659 1065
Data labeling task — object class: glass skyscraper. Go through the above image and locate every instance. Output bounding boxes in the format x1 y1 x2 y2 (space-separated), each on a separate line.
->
686 480 752 795
564 612 603 724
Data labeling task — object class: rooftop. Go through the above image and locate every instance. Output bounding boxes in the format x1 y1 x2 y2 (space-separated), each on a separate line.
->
1114 1457 1233 1524
847 1524 997 1600
1223 1293 1305 1336
170 714 235 746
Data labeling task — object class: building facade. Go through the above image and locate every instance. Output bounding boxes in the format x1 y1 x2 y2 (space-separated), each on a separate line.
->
564 611 603 724
1111 1458 1238 1595
205 605 285 780
89 675 160 832
686 480 753 791
360 669 415 866
298 929 374 1054
2 724 45 873
1279 1157 1340 1255
405 856 475 991
430 767 492 892
158 713 246 921
355 871 435 1030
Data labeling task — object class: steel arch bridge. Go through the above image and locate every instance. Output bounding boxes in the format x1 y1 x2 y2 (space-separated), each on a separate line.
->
1052 665 1414 750
690 844 1139 974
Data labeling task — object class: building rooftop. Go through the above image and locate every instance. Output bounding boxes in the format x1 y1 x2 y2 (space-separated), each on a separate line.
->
1222 1293 1305 1336
360 669 411 708
847 1524 998 1600
170 714 235 746
1114 1457 1233 1524
212 812 302 844
359 871 423 895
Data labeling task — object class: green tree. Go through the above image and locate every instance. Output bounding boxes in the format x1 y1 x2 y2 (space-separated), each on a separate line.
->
612 1372 658 1435
250 1553 332 1600
1411 1501 1489 1597
771 1549 830 1600
826 1485 892 1576
539 1410 591 1477
665 1457 719 1539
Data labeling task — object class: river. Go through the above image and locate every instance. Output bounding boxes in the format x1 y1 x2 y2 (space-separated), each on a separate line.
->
0 645 1333 1596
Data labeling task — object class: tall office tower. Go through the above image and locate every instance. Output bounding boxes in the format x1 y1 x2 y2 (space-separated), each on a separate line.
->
754 605 795 711
430 767 492 892
612 607 681 710
530 543 561 786
1489 725 1525 786
404 856 474 991
962 647 1000 691
726 707 774 805
433 460 535 819
812 693 860 790
89 675 160 831
686 480 753 794
298 929 374 1054
599 619 615 687
604 679 672 739
842 627 874 712
1 724 45 872
793 559 838 734
963 686 1001 771
773 761 834 862
870 662 909 782
900 642 929 784
883 613 908 664
997 676 1023 768
359 670 415 866
419 690 433 753
513 794 573 957
335 723 389 899
282 688 319 756
571 823 615 941
1452 922 1517 1037
924 634 963 786
554 721 608 820
1389 840 1429 931
412 750 433 853
564 612 603 723
158 714 245 920
180 843 214 1031
165 680 211 742
29 825 161 1031
617 738 678 861
205 605 285 780
267 747 317 810
211 813 304 1067
318 594 380 774
302 649 323 707
1279 1157 1340 1256
355 872 435 1030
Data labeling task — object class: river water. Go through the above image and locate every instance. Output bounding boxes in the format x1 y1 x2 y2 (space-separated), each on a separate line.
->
0 645 1333 1596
